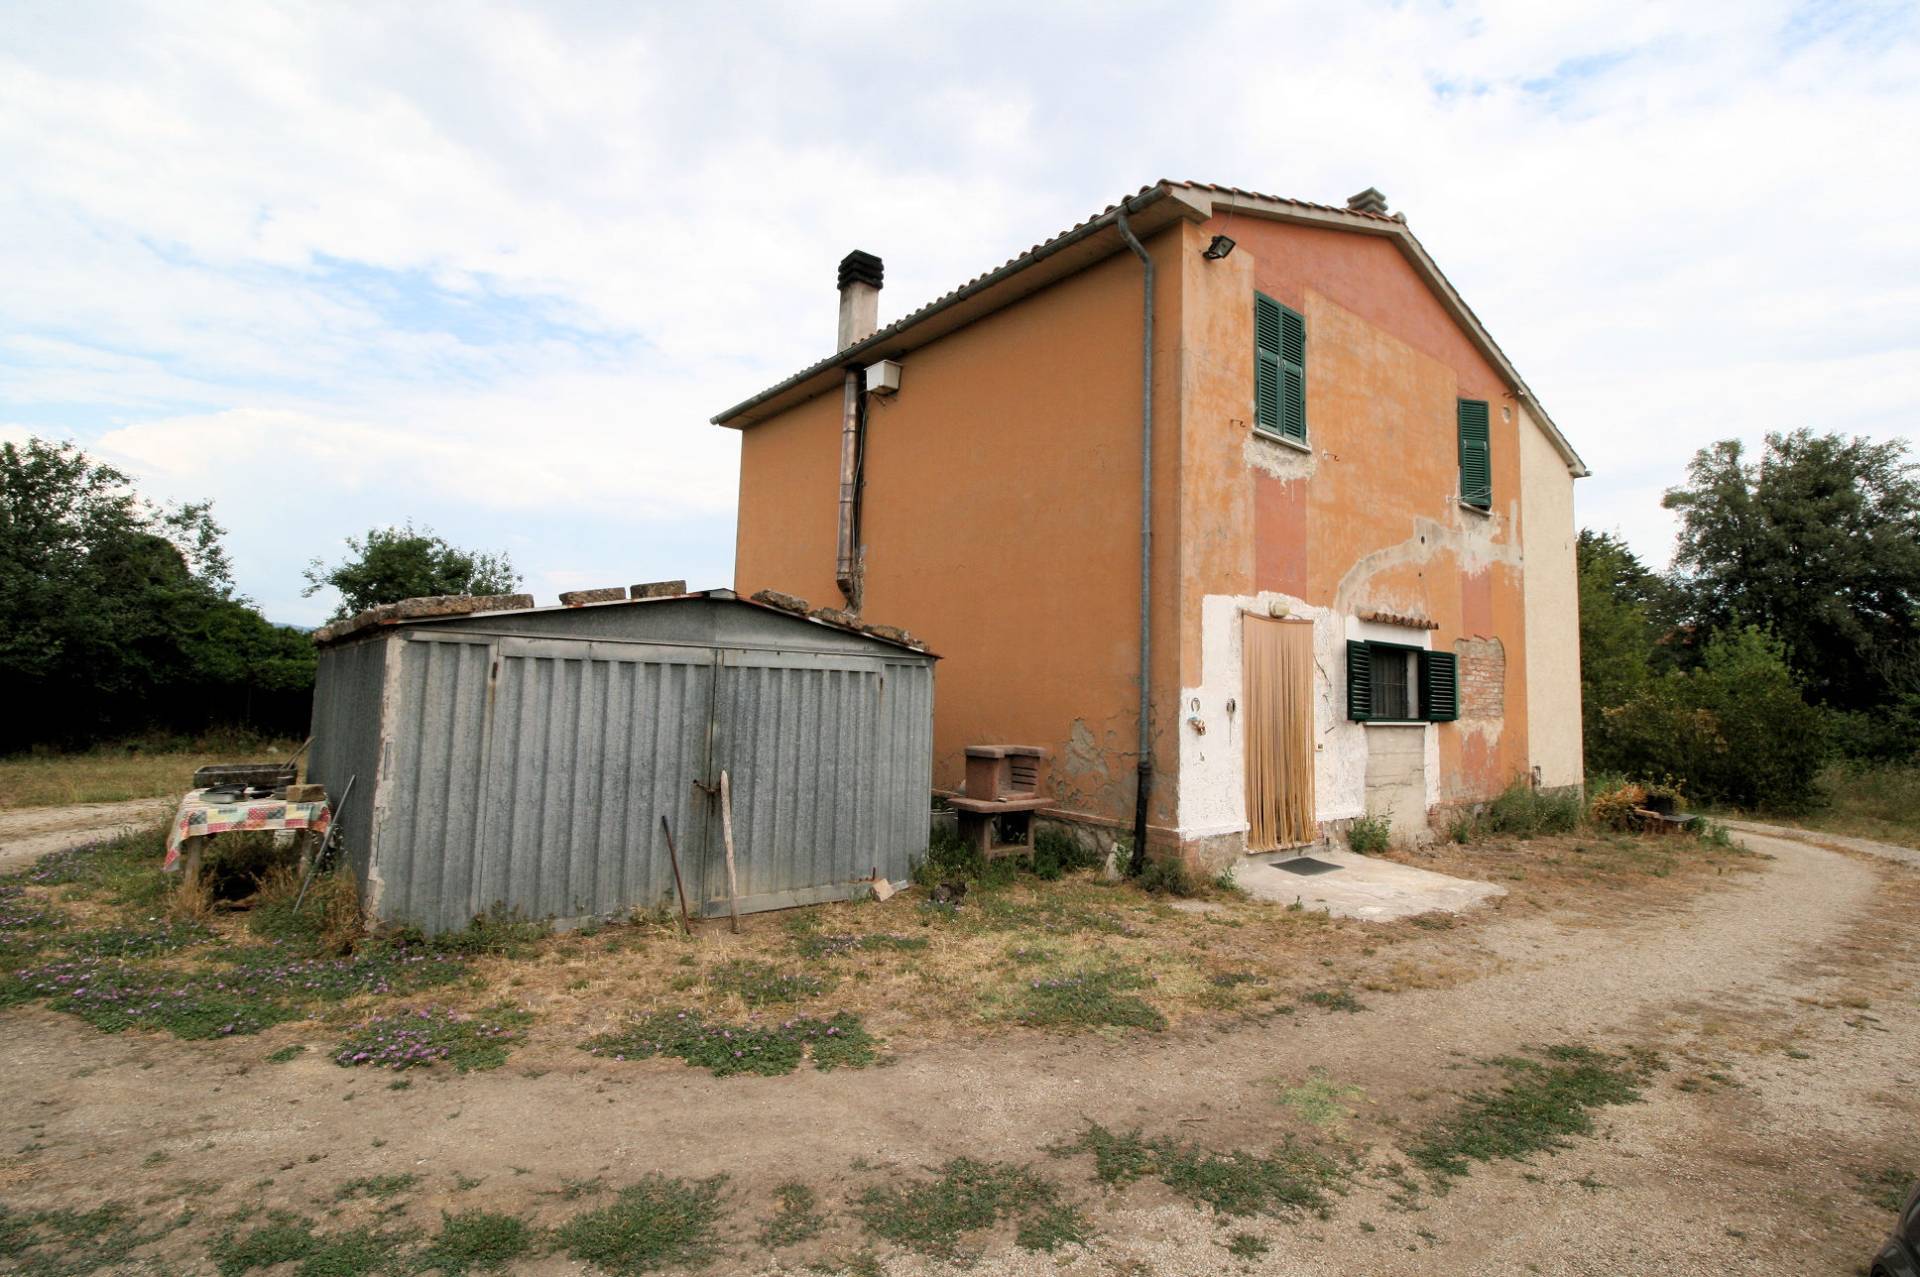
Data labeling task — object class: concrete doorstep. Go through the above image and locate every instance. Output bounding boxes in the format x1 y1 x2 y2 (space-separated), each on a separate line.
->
1235 848 1505 921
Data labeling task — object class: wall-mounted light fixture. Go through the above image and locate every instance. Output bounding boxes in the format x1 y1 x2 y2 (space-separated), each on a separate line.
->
1203 234 1236 260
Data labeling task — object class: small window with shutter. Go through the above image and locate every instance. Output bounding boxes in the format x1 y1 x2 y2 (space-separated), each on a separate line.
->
1458 398 1491 510
1255 293 1307 444
1348 641 1458 723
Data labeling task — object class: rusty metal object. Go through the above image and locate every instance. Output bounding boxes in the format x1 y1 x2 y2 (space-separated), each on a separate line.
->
659 814 693 934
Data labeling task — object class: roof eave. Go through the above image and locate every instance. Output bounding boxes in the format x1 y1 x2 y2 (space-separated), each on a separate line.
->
710 183 1214 429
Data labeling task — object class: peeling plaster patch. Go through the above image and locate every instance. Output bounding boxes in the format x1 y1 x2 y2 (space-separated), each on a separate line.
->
1333 510 1520 614
1242 431 1317 480
1058 717 1128 817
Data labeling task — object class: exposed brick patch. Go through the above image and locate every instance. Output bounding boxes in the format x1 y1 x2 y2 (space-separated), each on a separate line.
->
1456 636 1505 720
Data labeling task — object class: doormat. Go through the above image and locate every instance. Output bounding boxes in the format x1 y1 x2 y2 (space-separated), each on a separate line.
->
1273 856 1342 876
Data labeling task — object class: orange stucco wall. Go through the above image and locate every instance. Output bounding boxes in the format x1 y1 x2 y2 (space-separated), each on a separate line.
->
734 225 1189 836
1177 215 1536 824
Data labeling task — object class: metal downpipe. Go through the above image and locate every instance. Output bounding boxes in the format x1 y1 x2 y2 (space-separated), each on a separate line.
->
1115 200 1154 877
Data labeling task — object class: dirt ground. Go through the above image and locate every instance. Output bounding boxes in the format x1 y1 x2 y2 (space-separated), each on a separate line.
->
0 797 174 875
2 823 1916 1275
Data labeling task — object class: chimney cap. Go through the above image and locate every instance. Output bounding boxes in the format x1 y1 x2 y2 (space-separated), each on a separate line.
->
1346 187 1389 215
838 250 884 291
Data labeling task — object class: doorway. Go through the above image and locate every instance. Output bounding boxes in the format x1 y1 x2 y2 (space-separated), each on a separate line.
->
1243 615 1316 850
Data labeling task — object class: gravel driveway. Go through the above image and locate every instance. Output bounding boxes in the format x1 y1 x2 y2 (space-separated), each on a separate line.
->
0 796 173 875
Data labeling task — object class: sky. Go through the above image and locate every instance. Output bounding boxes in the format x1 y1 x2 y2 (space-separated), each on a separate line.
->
2 0 1916 626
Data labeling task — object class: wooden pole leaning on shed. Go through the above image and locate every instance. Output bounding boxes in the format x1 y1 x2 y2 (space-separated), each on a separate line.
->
658 814 694 934
718 770 742 934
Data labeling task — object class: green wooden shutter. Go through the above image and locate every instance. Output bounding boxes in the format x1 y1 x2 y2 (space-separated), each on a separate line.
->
1458 398 1491 510
1254 293 1283 434
1420 650 1459 722
1346 640 1373 722
1279 306 1307 442
1254 295 1307 443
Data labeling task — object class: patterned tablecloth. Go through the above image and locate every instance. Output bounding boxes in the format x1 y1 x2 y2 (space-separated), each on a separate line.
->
162 787 333 870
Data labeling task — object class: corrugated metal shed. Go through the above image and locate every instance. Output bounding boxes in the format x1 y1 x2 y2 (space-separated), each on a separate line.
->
309 590 935 934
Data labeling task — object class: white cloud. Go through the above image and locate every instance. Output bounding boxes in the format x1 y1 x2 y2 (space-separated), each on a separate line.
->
1 0 1915 610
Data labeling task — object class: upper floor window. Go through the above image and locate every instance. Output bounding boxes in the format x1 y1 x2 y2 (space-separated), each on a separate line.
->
1458 398 1491 510
1254 293 1307 445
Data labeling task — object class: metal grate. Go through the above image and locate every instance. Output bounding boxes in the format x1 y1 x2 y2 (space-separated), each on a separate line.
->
1273 856 1342 877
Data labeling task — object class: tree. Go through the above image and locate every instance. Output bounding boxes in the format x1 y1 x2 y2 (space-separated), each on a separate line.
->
0 437 311 748
1663 430 1920 721
302 524 520 621
1601 627 1827 810
1578 531 1655 773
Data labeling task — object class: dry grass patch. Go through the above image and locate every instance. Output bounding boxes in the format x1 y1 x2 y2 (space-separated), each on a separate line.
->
1388 829 1758 919
0 738 303 809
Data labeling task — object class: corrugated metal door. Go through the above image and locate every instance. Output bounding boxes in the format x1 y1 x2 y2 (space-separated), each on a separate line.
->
478 637 714 923
706 648 895 914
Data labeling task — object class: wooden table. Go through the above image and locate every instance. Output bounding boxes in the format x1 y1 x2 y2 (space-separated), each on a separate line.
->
164 788 333 889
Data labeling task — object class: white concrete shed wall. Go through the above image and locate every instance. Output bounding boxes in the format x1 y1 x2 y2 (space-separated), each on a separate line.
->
1519 404 1584 788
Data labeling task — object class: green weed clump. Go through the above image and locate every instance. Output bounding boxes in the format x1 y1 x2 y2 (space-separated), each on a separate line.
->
211 1214 408 1277
333 1173 419 1201
418 1210 535 1275
1483 780 1583 837
0 1201 187 1276
1134 858 1197 898
1860 1164 1917 1215
1031 827 1103 880
213 944 468 1001
790 931 929 960
13 823 172 908
334 1005 530 1072
855 1158 1087 1256
1346 813 1392 854
1408 1044 1653 1185
3 957 304 1038
1301 987 1365 1014
386 908 552 958
757 1182 827 1248
584 1009 881 1077
1011 965 1166 1032
248 865 362 956
554 1175 728 1275
708 959 834 1006
1051 1123 1347 1219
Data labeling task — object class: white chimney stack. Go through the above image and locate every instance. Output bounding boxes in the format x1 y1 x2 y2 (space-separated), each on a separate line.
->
837 250 883 349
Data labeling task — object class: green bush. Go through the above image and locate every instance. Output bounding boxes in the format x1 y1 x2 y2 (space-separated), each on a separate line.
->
1135 857 1195 898
1479 779 1582 838
1031 827 1102 880
1597 627 1828 810
1346 813 1391 854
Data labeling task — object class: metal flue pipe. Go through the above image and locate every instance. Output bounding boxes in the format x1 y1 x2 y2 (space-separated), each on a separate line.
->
1115 199 1155 877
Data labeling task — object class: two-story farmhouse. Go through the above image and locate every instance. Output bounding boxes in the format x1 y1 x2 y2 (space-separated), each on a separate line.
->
713 181 1586 868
